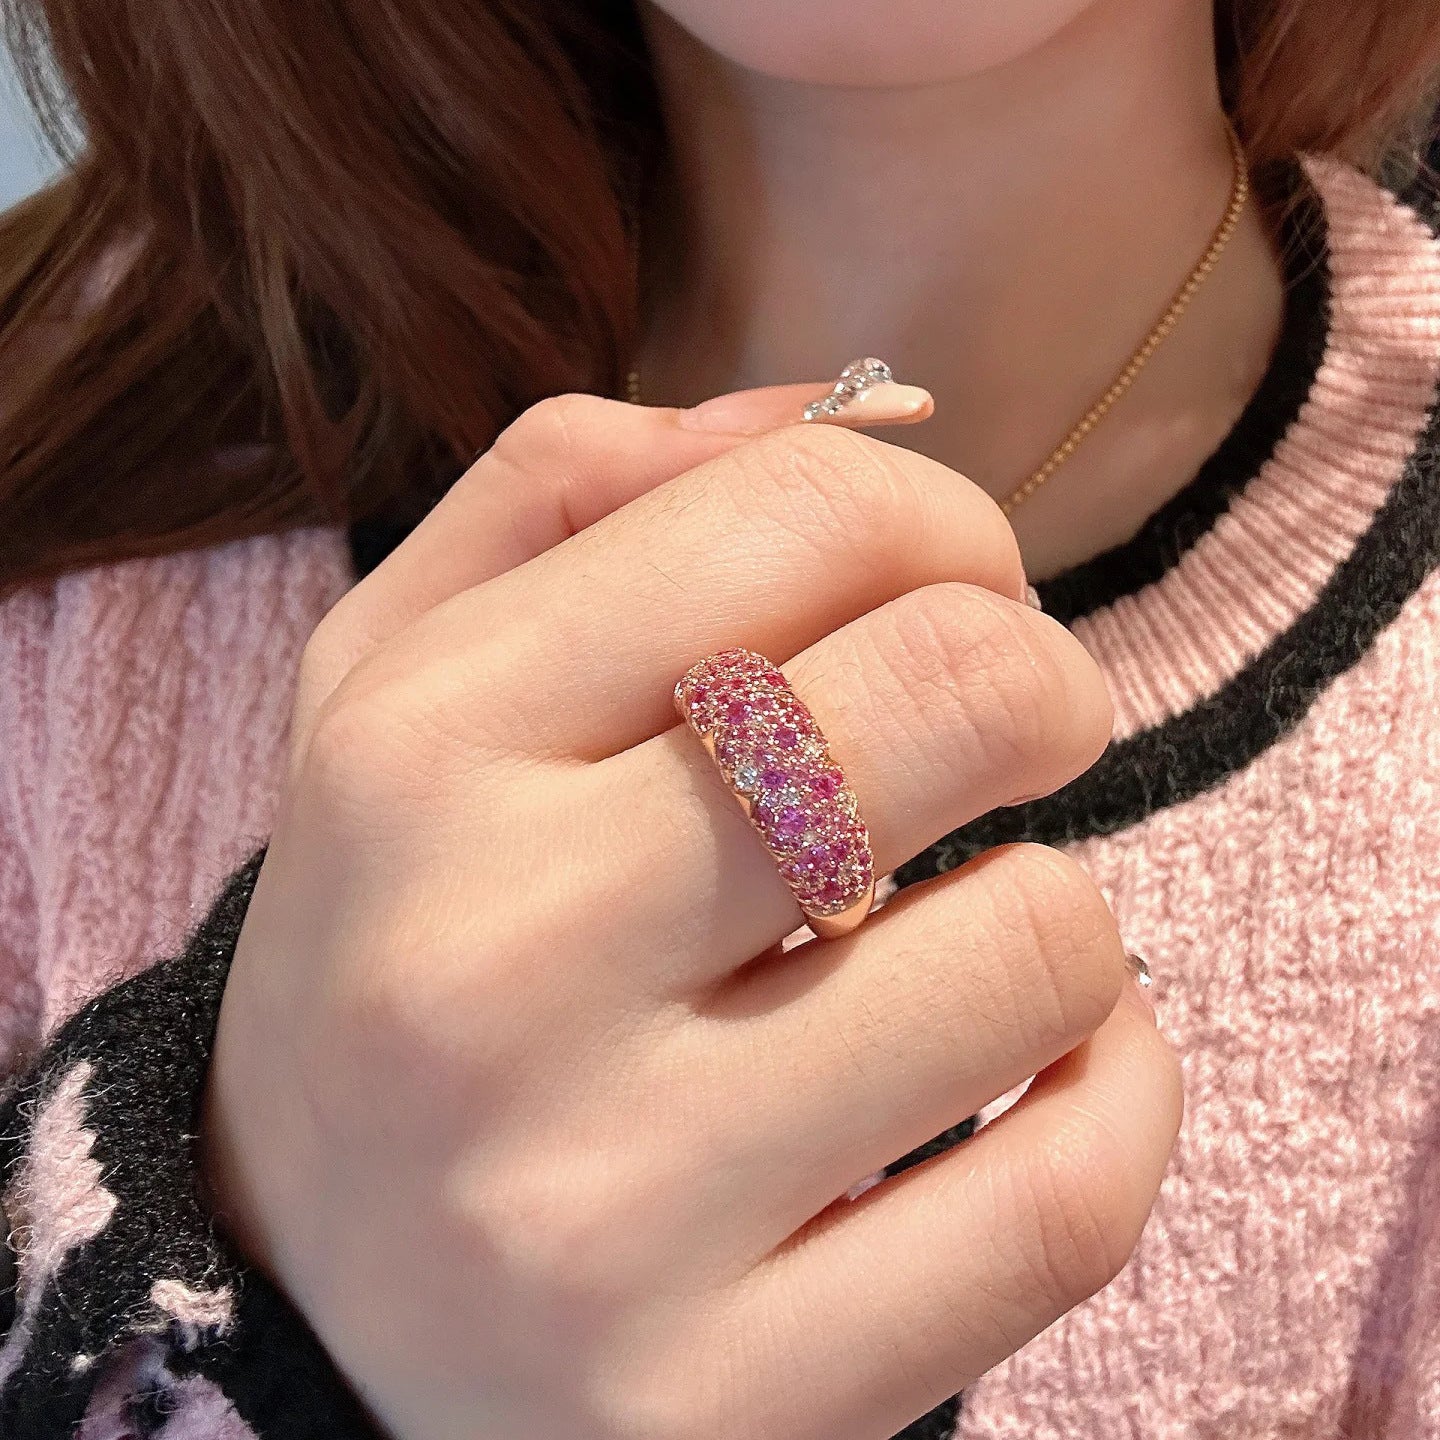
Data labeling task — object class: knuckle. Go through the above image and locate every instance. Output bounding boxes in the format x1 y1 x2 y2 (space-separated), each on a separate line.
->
303 690 387 802
326 936 527 1108
294 604 366 710
1048 625 1114 770
489 391 616 470
881 586 1052 767
736 424 921 572
331 949 445 1066
987 846 1124 1042
458 1163 660 1318
323 969 447 1116
1016 1126 1138 1312
300 603 353 674
301 679 433 818
886 585 1113 785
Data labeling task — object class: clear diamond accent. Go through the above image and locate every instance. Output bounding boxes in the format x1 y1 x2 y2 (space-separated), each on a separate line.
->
802 356 897 422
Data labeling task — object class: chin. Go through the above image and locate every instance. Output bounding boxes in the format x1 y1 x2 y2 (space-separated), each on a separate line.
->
642 0 1103 87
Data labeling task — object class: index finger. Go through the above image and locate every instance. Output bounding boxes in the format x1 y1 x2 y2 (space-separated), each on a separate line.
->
294 382 933 740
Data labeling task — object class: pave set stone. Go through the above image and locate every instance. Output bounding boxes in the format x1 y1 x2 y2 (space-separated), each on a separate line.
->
676 648 874 919
801 356 894 422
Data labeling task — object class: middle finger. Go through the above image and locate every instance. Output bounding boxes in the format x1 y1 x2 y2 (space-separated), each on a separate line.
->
595 582 1113 980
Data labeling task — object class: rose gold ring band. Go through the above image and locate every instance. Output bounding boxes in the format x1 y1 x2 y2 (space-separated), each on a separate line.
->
675 649 876 940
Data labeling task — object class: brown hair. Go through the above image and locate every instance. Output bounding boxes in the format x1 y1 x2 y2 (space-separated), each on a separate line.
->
0 0 1437 591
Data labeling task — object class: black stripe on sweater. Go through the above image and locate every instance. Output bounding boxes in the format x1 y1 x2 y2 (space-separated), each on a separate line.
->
899 401 1440 885
1035 185 1331 626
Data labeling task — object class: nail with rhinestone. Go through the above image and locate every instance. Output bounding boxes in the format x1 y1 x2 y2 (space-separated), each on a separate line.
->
800 357 933 423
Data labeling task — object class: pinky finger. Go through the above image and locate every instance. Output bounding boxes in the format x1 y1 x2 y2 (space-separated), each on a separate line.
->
720 982 1182 1440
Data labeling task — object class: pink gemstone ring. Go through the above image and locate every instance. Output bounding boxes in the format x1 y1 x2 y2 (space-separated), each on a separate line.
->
675 648 876 940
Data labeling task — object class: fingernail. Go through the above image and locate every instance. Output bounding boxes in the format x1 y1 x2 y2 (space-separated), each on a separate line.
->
846 1169 885 1202
1025 584 1044 611
1124 952 1158 1020
801 356 930 426
1003 790 1047 809
822 381 934 425
679 359 933 435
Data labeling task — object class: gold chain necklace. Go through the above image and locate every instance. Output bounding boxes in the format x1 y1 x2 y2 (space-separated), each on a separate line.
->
626 120 1250 517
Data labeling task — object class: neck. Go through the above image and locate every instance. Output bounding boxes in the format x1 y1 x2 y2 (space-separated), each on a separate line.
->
636 0 1286 577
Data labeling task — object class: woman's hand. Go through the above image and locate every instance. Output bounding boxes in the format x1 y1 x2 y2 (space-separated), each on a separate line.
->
204 388 1182 1440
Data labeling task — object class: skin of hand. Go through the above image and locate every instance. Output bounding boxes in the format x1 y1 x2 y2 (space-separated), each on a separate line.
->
203 386 1183 1440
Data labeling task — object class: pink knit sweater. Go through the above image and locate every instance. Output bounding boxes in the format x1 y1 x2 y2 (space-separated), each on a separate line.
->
2 155 1439 1438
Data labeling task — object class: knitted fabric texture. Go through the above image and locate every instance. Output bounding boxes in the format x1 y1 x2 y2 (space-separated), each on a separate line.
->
0 856 379 1438
0 155 1438 1438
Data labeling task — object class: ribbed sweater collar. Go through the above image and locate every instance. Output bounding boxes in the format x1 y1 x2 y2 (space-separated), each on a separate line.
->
903 155 1440 881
